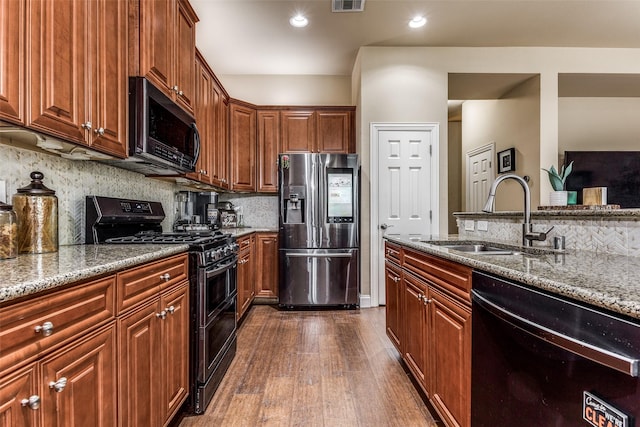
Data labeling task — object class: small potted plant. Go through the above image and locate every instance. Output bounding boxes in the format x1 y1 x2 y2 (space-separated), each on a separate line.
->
542 161 573 206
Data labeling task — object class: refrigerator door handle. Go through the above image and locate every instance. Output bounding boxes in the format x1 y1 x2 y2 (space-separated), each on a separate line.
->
285 253 353 258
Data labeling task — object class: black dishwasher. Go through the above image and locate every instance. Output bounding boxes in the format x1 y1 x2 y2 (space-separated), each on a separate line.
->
472 271 640 427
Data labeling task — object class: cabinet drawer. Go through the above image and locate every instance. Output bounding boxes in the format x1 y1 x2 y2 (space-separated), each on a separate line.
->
385 241 402 265
403 248 472 303
0 276 115 375
117 254 188 313
237 234 253 250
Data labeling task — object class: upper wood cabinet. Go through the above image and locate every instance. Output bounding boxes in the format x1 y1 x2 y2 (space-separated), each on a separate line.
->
229 100 257 192
257 110 280 193
211 83 230 189
27 0 128 157
0 0 24 125
281 108 355 154
131 0 198 115
188 51 214 184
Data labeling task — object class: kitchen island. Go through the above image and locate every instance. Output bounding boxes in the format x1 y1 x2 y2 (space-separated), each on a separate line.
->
386 235 640 320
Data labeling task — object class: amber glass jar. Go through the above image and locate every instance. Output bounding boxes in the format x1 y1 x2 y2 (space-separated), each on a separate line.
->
0 201 18 259
13 171 58 254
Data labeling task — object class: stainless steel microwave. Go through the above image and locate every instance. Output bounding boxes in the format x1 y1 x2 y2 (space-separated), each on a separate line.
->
126 77 200 175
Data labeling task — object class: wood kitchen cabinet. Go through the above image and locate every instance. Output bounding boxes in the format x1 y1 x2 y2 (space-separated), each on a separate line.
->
211 80 230 189
384 243 472 427
257 110 280 193
0 0 24 125
229 100 257 192
236 234 256 320
188 51 214 184
0 275 117 427
117 253 189 427
130 0 198 115
281 108 355 154
255 232 279 299
27 0 128 157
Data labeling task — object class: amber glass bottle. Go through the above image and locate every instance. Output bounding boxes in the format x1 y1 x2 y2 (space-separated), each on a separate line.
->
13 171 58 254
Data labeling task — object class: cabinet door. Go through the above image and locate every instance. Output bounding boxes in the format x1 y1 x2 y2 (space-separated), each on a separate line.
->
137 0 174 96
281 111 315 152
211 89 229 189
384 261 402 352
159 283 189 424
257 110 280 193
255 233 278 298
0 0 24 124
402 272 428 392
229 102 256 191
188 54 213 183
173 0 197 115
236 236 255 320
89 0 127 157
41 325 117 427
430 288 471 427
0 365 39 427
28 0 87 144
316 111 353 153
118 302 162 427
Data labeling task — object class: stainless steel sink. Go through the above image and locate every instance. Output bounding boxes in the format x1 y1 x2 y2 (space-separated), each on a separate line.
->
439 244 520 255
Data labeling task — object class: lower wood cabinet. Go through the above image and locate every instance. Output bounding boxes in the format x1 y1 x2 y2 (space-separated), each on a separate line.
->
118 280 189 427
384 242 472 427
255 232 278 299
236 234 256 320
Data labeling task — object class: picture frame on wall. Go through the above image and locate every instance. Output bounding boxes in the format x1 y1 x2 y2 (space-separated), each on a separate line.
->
497 148 516 173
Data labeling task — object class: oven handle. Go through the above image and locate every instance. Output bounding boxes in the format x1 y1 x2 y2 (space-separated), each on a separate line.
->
204 258 237 278
472 289 640 377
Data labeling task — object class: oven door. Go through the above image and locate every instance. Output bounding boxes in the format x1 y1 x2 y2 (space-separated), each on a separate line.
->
196 296 237 384
199 256 237 325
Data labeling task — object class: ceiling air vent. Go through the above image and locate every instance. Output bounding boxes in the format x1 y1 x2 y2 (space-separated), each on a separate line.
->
332 0 365 12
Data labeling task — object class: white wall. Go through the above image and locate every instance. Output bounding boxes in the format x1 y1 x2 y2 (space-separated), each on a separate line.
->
461 76 541 211
559 97 640 152
218 74 352 105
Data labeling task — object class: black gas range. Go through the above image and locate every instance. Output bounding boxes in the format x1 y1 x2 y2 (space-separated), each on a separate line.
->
86 195 238 415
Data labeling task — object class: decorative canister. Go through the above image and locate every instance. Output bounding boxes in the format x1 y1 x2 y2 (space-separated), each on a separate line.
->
0 201 18 259
12 171 59 254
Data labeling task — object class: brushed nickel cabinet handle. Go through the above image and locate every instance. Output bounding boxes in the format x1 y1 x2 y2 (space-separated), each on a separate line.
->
35 321 54 337
159 273 170 281
49 377 67 393
21 395 41 410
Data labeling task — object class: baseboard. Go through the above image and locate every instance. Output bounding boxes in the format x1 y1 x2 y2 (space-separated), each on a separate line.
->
359 294 372 308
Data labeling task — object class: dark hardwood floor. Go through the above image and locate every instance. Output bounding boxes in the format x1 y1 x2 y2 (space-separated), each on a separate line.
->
179 305 439 426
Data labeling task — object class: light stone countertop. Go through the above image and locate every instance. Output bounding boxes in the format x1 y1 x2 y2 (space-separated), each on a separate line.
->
0 244 188 304
222 227 278 238
385 235 640 320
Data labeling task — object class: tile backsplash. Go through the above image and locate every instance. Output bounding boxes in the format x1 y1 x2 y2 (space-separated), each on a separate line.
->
219 193 278 229
1 143 179 245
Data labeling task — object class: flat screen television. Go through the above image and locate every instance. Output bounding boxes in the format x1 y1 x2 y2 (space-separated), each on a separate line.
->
564 151 640 208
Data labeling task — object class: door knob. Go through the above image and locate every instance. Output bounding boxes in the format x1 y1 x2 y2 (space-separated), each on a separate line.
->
380 223 394 230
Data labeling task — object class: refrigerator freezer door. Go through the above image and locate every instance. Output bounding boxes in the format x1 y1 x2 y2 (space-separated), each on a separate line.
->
279 153 318 248
279 249 359 307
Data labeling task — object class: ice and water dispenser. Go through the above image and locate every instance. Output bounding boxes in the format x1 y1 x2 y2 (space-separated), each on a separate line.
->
282 186 305 224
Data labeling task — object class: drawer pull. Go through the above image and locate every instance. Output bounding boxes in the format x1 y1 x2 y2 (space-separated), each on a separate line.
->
159 273 171 281
34 321 54 337
165 305 175 315
49 377 67 393
21 395 41 410
156 310 167 320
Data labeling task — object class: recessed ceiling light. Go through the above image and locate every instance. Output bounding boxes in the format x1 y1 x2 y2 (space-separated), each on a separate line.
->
290 14 308 28
409 16 427 29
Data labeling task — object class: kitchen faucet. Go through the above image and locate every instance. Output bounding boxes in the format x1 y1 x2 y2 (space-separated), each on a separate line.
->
482 173 553 247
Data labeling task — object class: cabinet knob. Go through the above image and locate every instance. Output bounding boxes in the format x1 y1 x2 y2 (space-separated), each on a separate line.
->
94 127 105 136
178 90 184 96
159 273 170 281
165 305 175 315
21 395 41 410
49 377 67 393
392 277 400 283
81 121 92 130
34 321 54 337
423 297 432 305
156 310 167 320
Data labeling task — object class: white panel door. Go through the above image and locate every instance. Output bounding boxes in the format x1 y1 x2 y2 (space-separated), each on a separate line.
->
378 130 433 236
466 143 495 212
373 124 438 306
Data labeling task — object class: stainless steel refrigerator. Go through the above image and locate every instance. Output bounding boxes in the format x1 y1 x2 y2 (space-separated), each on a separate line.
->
278 153 360 308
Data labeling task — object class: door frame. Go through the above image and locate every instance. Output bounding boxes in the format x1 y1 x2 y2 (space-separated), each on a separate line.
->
370 122 440 307
465 142 495 211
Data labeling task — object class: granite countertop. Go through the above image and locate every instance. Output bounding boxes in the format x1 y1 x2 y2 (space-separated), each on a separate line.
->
0 244 188 304
222 227 278 238
385 235 640 320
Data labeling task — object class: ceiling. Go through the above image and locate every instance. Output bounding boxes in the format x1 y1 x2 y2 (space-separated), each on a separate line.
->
190 0 640 77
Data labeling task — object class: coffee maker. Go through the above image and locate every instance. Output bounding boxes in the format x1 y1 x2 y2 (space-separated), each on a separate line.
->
174 191 221 231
